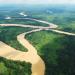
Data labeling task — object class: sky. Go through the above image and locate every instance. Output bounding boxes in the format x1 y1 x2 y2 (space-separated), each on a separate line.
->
0 0 75 4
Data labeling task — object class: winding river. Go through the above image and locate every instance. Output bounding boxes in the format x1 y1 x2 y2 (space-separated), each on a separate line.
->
0 18 75 75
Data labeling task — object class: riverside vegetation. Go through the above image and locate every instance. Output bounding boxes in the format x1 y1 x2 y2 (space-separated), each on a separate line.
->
0 4 75 75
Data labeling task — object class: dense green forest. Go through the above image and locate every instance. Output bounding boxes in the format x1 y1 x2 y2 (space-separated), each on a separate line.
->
31 12 75 33
0 5 75 75
0 57 31 75
0 26 33 51
0 26 31 75
0 27 32 75
26 31 75 75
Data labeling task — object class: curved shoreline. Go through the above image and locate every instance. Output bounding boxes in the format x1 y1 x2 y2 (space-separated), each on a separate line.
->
0 18 75 75
17 29 45 75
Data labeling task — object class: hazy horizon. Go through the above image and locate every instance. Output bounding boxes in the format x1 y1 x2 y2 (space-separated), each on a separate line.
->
0 0 75 5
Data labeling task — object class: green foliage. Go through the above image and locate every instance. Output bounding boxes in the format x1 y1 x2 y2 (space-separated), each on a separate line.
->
0 57 31 75
0 27 32 75
0 5 75 75
31 9 75 33
26 31 75 75
0 62 9 75
0 26 32 51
